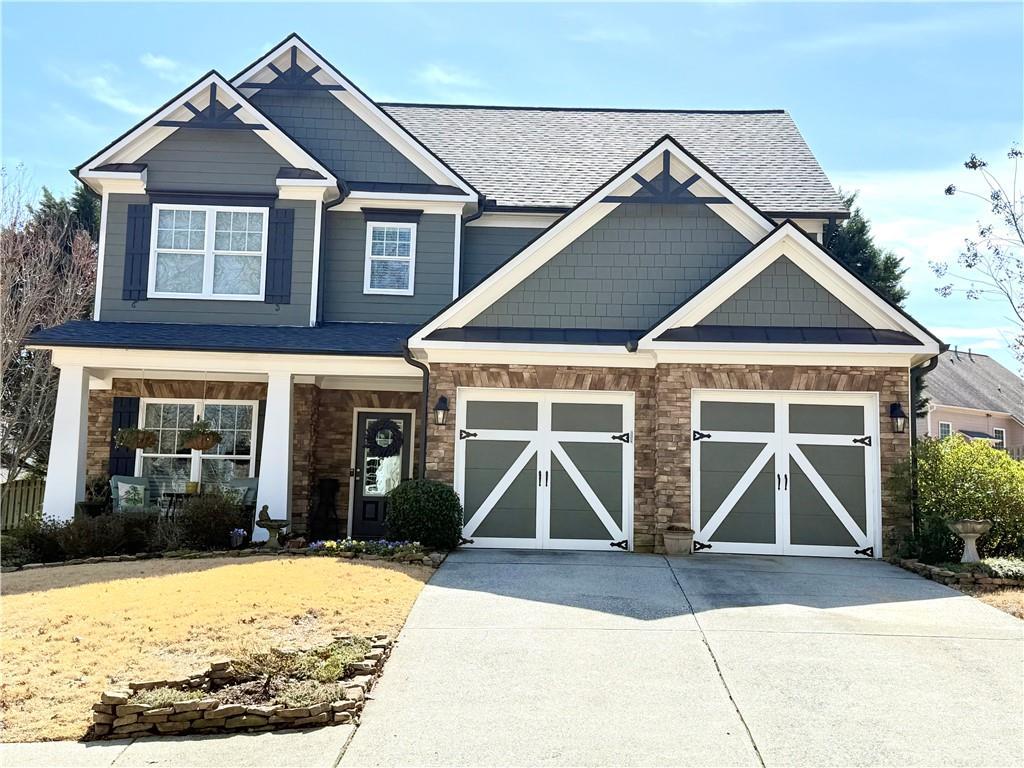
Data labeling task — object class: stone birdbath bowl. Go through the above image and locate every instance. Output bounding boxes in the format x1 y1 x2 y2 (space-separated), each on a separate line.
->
254 505 289 550
947 518 992 563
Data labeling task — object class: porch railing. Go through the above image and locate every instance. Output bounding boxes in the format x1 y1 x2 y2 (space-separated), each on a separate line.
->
1 477 46 530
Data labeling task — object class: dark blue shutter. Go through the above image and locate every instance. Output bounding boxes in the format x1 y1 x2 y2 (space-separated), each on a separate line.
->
108 397 141 476
122 204 152 301
265 207 294 304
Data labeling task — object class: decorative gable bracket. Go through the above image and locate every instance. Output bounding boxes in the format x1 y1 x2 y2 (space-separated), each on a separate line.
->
156 83 266 131
603 150 729 205
237 46 346 92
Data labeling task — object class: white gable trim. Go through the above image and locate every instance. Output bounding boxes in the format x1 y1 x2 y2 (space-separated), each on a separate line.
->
232 36 477 198
639 222 940 351
410 137 775 344
77 72 336 191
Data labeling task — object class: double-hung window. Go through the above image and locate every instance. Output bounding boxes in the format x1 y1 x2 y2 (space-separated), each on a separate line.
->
137 399 257 491
149 205 269 299
938 421 952 439
994 427 1006 450
364 221 416 295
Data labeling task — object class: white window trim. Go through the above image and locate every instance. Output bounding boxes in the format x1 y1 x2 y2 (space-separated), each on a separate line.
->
363 221 417 296
938 421 953 438
148 204 269 301
993 427 1006 449
135 398 259 483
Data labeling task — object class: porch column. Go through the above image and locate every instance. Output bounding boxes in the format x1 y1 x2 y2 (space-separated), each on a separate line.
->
254 371 292 541
41 364 90 522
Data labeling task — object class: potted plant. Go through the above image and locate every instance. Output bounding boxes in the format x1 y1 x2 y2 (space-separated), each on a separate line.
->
662 524 695 556
179 419 222 452
114 427 158 451
75 475 112 518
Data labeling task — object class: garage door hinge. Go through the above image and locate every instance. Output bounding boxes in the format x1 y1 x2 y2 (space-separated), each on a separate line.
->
692 430 712 441
611 432 631 443
854 546 874 557
459 536 475 545
609 539 628 550
853 435 872 446
693 540 712 551
459 429 478 440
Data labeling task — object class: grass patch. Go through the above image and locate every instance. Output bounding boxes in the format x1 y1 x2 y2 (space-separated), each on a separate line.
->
1 557 430 742
132 687 205 708
963 587 1024 619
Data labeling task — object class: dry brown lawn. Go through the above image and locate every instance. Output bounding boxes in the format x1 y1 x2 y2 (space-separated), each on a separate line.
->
965 586 1024 619
0 557 431 742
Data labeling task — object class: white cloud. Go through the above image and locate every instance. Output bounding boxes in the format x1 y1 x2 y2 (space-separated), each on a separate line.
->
140 53 195 85
567 22 653 45
57 68 152 117
415 64 483 91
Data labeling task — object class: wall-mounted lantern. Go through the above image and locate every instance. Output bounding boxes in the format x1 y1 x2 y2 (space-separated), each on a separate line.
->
434 396 450 426
889 402 907 434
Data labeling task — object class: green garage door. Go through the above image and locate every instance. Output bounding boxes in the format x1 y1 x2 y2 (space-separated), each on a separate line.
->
457 392 634 550
693 392 879 558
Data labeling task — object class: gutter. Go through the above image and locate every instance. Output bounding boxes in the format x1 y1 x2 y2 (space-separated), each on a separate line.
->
403 343 430 480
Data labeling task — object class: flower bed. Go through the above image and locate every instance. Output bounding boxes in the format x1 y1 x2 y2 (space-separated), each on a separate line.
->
90 636 392 739
891 557 1024 590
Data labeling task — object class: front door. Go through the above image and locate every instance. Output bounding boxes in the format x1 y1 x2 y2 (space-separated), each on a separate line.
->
351 411 413 539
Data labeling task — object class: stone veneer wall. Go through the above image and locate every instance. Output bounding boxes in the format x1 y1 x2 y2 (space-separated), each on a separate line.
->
424 363 910 552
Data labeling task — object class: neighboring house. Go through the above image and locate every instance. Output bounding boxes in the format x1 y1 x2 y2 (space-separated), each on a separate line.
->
30 34 943 558
918 349 1024 459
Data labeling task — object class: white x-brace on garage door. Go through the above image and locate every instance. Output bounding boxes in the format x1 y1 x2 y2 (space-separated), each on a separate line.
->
455 388 635 551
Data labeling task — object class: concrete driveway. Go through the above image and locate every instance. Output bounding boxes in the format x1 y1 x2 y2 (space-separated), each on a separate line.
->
341 550 1023 768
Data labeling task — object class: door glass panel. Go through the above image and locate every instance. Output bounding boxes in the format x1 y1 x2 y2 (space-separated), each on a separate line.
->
789 454 859 546
465 441 536 538
549 452 615 540
789 404 864 435
551 403 622 432
362 418 404 497
466 401 538 430
700 442 775 544
700 401 774 432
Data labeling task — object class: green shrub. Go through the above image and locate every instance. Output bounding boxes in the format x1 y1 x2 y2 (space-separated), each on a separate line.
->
888 436 1024 562
55 514 127 558
1 513 64 566
385 479 463 550
177 490 248 550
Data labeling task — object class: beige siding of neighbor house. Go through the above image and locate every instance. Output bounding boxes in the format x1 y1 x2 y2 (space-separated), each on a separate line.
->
918 405 1024 449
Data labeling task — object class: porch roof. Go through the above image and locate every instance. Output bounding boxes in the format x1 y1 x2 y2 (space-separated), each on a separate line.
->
30 320 419 357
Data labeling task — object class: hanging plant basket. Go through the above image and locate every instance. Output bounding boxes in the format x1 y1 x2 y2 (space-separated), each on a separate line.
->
180 419 223 452
114 427 158 451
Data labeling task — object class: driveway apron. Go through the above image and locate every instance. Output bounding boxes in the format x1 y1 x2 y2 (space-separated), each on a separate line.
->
340 550 1023 768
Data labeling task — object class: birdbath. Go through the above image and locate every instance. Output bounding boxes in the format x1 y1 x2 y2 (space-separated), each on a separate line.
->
947 519 992 563
255 505 289 550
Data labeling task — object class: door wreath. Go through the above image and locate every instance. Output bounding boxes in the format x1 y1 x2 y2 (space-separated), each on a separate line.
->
364 418 404 458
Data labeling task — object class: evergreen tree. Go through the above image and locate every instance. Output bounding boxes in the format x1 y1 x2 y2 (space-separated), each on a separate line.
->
825 191 909 306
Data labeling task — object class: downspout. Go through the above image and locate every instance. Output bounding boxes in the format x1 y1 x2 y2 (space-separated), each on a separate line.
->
457 197 486 297
909 351 943 536
403 343 430 480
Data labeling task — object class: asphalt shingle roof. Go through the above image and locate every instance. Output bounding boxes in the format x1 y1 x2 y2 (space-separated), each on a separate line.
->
382 104 847 215
924 350 1024 425
30 321 418 357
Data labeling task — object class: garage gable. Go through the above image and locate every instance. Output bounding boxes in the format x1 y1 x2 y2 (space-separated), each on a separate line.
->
411 136 775 343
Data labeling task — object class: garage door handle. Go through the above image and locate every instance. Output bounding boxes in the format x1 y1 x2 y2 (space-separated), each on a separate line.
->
544 471 549 487
777 473 781 490
784 474 788 491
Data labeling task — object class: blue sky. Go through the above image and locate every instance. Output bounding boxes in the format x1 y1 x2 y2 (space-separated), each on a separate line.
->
3 2 1022 369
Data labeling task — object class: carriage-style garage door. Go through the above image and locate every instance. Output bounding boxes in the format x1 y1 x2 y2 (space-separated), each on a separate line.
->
692 390 882 558
455 389 634 550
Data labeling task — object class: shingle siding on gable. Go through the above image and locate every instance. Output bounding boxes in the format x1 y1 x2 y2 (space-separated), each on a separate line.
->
139 127 286 194
249 89 432 184
98 194 314 325
470 203 751 330
699 256 869 328
321 211 455 323
461 226 546 294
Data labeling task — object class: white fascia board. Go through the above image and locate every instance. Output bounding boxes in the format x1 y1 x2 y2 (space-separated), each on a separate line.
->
232 37 476 197
928 402 1024 424
410 137 776 344
277 183 334 202
332 191 475 204
78 171 147 196
42 346 420 378
412 343 658 369
330 197 468 216
640 223 940 349
79 73 335 186
652 348 922 367
467 212 562 229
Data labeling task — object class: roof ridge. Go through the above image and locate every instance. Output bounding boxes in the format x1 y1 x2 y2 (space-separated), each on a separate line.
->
381 102 787 115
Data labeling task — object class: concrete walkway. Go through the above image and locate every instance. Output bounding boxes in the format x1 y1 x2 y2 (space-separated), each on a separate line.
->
341 550 1024 767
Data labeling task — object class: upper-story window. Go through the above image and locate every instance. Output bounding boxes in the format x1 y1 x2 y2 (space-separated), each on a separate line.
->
938 421 952 438
364 222 416 296
993 427 1006 449
149 204 268 300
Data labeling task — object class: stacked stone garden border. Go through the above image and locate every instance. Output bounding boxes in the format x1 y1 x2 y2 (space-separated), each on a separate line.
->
91 636 392 739
2 547 447 573
891 558 1024 590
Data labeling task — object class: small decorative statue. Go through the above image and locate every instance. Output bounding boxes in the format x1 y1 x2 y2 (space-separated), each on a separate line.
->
255 505 289 550
947 519 992 563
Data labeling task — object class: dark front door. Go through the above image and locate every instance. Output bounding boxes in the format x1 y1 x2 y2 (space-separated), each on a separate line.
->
351 411 413 539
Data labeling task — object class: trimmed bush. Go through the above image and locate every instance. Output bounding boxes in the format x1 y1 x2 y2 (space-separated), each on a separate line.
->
386 479 463 550
1 513 64 566
177 489 248 550
889 435 1024 562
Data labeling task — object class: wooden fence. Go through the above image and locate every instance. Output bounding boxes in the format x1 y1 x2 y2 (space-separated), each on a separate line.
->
1 477 46 530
